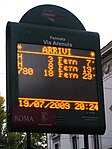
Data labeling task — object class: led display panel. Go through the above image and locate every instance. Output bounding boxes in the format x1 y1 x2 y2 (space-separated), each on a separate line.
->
6 22 105 134
18 44 98 111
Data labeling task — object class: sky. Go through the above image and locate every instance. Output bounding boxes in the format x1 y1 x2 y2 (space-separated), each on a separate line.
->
0 0 112 99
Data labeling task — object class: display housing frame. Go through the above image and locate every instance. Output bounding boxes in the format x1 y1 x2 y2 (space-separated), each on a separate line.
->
6 22 105 134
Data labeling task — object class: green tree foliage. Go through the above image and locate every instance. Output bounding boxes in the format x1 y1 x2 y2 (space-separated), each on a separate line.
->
31 133 47 148
0 96 6 128
0 96 47 148
0 96 6 146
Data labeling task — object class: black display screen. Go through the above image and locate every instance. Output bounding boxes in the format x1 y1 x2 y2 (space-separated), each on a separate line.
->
17 43 98 111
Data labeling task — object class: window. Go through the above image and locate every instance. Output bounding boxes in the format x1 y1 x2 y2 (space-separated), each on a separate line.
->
72 136 77 149
55 143 59 149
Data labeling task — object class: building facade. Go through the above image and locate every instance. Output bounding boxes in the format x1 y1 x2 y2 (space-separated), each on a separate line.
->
101 41 112 149
47 41 112 149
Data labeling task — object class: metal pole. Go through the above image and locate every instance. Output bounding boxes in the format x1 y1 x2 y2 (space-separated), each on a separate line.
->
93 135 99 149
84 134 89 149
27 132 31 149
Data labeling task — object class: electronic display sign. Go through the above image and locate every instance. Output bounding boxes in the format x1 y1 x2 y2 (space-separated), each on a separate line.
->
6 22 105 134
18 43 98 111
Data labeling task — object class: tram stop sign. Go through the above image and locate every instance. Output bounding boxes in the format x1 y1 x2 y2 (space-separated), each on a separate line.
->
6 4 105 134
